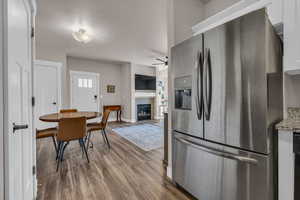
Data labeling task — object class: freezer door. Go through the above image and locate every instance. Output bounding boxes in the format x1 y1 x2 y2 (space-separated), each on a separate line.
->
171 34 204 138
203 9 272 154
173 132 273 200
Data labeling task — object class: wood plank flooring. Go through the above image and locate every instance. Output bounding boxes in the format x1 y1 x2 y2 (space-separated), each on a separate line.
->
36 122 194 200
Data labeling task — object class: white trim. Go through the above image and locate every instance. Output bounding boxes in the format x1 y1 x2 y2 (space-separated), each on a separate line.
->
154 116 163 120
69 70 100 112
34 60 62 111
122 118 136 123
34 59 63 68
285 65 300 75
135 92 156 98
167 166 172 179
107 117 133 123
192 0 271 36
0 0 4 198
28 0 37 16
70 70 100 77
278 131 294 200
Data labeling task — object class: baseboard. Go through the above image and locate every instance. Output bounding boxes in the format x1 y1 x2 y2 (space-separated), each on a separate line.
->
128 118 136 123
108 117 117 122
167 166 172 179
154 116 163 120
108 117 136 123
121 118 136 123
34 176 38 199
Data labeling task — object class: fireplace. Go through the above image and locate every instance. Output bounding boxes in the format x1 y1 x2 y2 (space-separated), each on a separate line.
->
137 104 151 121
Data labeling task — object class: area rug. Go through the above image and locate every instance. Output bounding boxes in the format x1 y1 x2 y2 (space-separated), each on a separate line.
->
112 123 163 151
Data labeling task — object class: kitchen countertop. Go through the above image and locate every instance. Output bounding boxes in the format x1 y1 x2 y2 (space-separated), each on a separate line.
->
276 107 300 132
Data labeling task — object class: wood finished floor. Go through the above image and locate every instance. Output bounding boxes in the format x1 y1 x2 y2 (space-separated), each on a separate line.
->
37 122 194 200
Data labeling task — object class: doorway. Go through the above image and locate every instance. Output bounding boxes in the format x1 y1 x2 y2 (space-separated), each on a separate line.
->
70 71 100 113
34 60 62 129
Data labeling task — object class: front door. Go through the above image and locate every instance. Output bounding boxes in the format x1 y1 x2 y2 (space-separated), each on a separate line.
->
34 61 61 129
70 71 100 112
6 0 34 199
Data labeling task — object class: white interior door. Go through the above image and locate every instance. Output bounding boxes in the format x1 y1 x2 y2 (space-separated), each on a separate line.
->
6 0 34 199
34 61 61 129
70 71 100 113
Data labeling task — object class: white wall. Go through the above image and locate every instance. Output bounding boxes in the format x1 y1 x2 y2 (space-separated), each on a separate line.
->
120 63 133 121
284 74 300 117
169 0 241 46
67 57 123 116
133 64 156 76
203 0 241 18
173 0 205 45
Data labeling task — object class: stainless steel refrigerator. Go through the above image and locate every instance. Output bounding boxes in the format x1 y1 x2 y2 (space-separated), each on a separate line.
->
171 9 283 200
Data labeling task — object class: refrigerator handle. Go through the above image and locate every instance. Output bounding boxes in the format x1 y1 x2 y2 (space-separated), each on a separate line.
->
195 51 203 120
203 48 212 120
175 136 258 165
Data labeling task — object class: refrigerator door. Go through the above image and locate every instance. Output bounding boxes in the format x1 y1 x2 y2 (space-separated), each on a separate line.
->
203 9 272 154
171 34 204 138
173 131 273 200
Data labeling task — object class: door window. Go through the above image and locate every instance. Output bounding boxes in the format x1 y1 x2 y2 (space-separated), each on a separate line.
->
78 78 93 88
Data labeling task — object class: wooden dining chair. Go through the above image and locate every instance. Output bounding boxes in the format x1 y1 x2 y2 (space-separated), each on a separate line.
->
60 109 78 113
86 110 111 149
56 117 89 171
36 127 58 152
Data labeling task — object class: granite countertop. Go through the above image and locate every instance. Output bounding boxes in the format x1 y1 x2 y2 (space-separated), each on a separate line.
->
276 107 300 132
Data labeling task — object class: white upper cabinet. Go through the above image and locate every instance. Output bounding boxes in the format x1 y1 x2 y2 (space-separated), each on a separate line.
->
284 0 300 74
192 0 281 36
267 0 283 25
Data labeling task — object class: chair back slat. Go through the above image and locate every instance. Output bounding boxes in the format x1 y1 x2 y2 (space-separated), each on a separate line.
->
57 117 86 141
101 110 111 128
60 109 78 113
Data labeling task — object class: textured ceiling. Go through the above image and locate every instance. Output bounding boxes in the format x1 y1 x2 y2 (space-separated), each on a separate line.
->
36 0 168 65
200 0 212 3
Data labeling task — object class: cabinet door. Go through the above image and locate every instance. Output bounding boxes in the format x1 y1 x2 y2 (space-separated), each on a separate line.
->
284 0 300 73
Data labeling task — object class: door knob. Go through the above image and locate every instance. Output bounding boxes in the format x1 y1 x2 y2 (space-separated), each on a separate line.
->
52 102 57 105
13 123 28 133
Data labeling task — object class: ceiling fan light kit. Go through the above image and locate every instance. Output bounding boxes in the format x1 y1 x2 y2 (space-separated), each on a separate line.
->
72 28 91 43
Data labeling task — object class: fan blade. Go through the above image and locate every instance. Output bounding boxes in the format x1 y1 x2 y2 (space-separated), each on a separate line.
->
156 58 165 62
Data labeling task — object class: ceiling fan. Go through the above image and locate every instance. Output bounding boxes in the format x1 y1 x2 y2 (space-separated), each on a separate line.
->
152 56 168 66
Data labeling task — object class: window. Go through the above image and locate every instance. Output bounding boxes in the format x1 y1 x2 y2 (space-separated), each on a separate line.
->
78 78 93 88
78 78 83 87
88 79 92 88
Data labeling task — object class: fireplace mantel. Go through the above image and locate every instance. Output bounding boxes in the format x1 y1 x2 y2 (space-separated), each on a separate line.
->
135 91 156 98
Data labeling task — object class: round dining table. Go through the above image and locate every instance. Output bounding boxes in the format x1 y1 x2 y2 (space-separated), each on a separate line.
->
39 111 101 122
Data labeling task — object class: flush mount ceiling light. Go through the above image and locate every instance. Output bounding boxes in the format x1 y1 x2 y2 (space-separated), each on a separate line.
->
72 28 91 43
